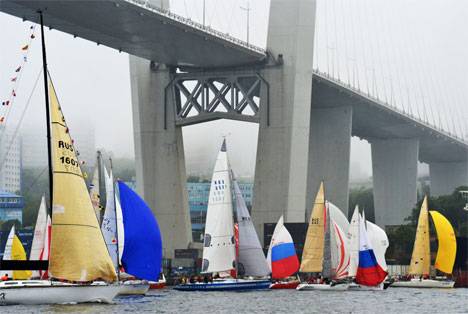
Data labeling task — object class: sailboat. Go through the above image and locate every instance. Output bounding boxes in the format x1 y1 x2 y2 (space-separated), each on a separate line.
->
0 14 120 304
392 196 457 288
267 216 301 289
2 226 32 280
113 180 163 295
174 140 270 291
297 182 350 291
347 207 388 291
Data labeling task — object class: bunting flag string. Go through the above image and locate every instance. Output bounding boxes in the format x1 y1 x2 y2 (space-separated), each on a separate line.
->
0 24 37 126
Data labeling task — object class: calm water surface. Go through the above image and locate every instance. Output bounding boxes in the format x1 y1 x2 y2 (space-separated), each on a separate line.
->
2 288 467 313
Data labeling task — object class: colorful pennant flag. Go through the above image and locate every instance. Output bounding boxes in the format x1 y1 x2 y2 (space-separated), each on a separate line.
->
11 77 17 82
21 44 29 51
0 117 4 123
24 56 27 62
15 66 21 72
30 34 35 39
12 90 16 97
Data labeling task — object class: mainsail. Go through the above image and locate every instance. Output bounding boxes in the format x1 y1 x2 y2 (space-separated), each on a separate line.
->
30 196 47 278
233 175 269 277
118 181 162 281
47 77 117 282
408 196 431 276
348 206 360 277
300 182 326 273
101 166 118 269
429 211 457 274
201 139 236 274
267 216 300 279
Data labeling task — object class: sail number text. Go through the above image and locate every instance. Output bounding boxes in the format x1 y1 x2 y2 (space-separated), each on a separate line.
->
60 156 79 167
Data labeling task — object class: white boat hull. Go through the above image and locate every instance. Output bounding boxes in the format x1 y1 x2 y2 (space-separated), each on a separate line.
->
118 280 150 295
391 279 455 289
348 282 384 291
296 283 349 291
0 280 120 305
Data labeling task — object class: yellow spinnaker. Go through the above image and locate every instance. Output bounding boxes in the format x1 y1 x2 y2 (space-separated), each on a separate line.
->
11 235 32 280
408 196 431 276
300 182 325 273
429 211 457 274
48 76 117 282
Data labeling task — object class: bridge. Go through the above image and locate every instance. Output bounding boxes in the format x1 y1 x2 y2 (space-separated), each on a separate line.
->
2 0 467 257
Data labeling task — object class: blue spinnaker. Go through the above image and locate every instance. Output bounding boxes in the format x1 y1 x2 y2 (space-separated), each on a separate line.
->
118 181 162 281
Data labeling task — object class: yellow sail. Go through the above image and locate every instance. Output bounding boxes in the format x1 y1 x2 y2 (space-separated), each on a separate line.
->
429 211 457 274
300 182 325 273
408 196 431 276
11 235 32 280
48 77 117 282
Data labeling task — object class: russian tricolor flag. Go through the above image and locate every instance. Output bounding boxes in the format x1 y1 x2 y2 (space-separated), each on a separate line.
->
355 216 387 286
268 216 300 279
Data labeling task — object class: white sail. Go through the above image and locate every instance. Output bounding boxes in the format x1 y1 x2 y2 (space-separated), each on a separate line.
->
366 221 389 271
233 176 269 277
30 196 48 278
2 226 15 277
330 219 349 279
115 188 125 264
328 202 350 237
201 140 236 274
348 206 360 277
101 166 118 269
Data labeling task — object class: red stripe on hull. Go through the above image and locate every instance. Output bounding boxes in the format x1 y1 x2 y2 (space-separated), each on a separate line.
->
270 280 300 289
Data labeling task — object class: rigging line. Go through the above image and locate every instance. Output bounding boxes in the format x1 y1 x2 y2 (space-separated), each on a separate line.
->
22 166 48 196
332 0 340 81
0 68 43 173
339 0 350 85
0 26 38 138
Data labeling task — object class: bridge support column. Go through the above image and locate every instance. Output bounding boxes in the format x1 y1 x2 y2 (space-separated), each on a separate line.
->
307 106 352 218
252 0 316 243
129 57 192 258
429 162 468 196
371 138 419 227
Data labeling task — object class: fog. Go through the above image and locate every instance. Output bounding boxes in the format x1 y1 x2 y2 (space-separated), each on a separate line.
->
0 0 466 180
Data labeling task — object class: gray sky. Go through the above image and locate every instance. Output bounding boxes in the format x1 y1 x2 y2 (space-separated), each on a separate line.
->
1 0 467 179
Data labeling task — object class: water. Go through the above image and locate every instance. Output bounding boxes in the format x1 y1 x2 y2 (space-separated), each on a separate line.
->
2 288 468 314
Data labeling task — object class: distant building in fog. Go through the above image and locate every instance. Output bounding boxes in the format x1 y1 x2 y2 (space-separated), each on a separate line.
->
22 121 96 169
0 127 21 193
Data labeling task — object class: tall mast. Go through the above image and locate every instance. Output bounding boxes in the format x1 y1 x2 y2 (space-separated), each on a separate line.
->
110 157 121 281
97 150 102 221
39 11 54 217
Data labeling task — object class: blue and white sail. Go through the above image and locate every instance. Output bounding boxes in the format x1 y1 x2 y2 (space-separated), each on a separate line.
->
118 181 162 281
101 166 118 269
233 174 269 277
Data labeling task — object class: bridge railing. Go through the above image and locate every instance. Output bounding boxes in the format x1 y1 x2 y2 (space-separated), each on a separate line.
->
313 69 468 146
124 0 266 55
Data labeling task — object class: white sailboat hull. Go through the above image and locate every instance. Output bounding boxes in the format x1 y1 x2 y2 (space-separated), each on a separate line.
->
296 283 349 291
391 279 455 288
0 280 120 305
348 282 384 291
118 280 150 295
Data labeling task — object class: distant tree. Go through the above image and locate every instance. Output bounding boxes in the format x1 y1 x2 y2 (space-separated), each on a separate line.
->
187 175 200 183
348 187 375 222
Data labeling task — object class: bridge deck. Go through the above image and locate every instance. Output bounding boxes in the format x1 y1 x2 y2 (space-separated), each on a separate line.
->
0 0 266 68
312 72 468 163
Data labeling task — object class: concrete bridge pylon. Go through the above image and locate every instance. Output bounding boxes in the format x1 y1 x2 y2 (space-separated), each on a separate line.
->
252 0 317 241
